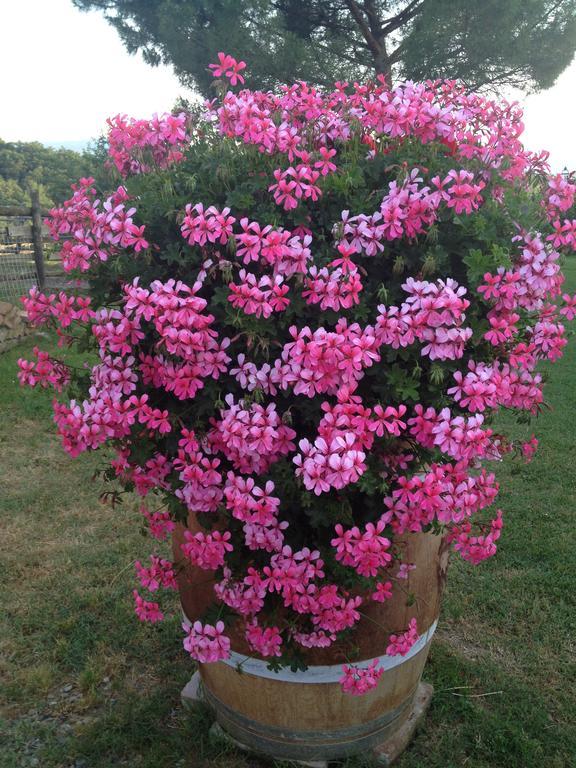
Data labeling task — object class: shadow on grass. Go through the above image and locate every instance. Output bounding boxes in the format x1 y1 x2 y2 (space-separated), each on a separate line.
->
10 641 570 768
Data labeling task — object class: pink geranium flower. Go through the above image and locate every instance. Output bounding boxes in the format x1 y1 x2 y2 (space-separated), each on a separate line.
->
133 590 164 623
208 52 246 85
340 660 384 695
386 618 419 656
182 620 231 663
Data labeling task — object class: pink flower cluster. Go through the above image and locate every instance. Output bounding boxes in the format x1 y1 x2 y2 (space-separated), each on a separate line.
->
214 567 267 616
386 618 419 656
133 590 164 623
182 620 231 663
228 270 290 318
181 203 235 246
409 406 496 462
52 380 172 458
338 169 483 253
547 218 576 250
224 474 286 553
210 76 536 181
332 520 392 577
107 112 190 176
209 52 246 86
340 659 384 696
245 621 283 658
112 451 172 497
447 510 504 564
275 321 380 398
448 361 543 414
545 173 576 218
21 288 94 328
218 543 363 648
544 174 576 250
141 506 175 540
303 264 362 311
376 277 472 360
135 555 177 592
520 436 538 462
295 432 367 495
269 163 322 210
208 395 296 475
125 277 230 399
18 53 576 693
46 180 148 272
372 581 394 602
383 461 499 532
480 233 563 314
174 435 224 514
234 218 311 276
444 170 486 215
560 293 576 320
181 529 233 570
17 347 70 391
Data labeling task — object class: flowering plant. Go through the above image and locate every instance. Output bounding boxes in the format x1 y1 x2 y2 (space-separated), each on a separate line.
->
19 54 576 695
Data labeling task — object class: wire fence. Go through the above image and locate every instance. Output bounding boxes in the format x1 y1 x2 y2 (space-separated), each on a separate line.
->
0 241 39 304
0 200 85 309
0 199 48 303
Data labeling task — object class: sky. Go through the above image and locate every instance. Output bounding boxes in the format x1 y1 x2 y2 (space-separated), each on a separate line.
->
0 0 575 171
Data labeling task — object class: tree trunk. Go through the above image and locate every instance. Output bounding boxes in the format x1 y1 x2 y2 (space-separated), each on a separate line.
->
373 49 392 86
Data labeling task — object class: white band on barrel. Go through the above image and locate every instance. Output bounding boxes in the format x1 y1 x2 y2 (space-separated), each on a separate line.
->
182 611 438 684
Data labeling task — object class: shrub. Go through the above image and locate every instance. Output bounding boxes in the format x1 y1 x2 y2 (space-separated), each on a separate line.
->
18 55 576 692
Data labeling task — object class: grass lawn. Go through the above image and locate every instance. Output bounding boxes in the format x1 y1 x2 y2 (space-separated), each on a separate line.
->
1 263 575 768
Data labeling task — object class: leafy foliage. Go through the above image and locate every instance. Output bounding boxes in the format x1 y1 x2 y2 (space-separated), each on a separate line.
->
72 0 576 94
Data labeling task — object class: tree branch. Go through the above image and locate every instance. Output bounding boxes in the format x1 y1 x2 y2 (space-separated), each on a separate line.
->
468 65 527 92
310 37 371 67
381 0 425 36
532 0 569 32
362 0 382 33
344 0 382 59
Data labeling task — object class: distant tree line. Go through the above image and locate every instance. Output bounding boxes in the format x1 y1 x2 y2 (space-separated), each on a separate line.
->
0 138 109 208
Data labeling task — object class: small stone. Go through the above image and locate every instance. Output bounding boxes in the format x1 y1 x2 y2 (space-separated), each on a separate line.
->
181 671 204 708
62 684 74 693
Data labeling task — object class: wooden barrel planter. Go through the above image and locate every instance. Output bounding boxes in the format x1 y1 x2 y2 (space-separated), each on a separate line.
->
173 517 450 763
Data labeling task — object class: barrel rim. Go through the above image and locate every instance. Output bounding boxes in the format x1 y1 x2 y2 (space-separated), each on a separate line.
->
184 610 437 683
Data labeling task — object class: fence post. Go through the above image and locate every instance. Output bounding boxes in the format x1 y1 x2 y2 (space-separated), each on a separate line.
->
30 188 46 290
